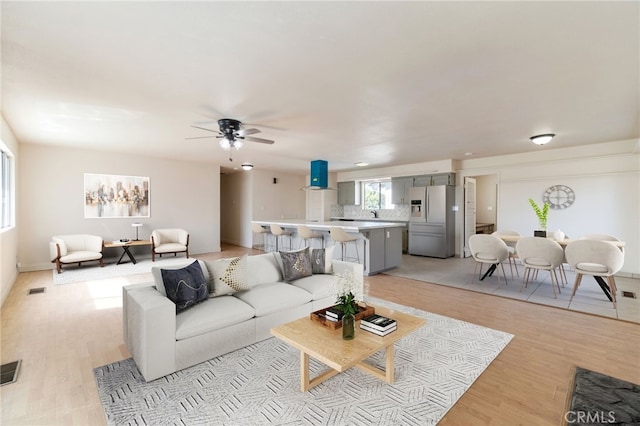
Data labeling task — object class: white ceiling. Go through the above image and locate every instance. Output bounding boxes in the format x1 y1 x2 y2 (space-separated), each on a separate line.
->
2 1 638 174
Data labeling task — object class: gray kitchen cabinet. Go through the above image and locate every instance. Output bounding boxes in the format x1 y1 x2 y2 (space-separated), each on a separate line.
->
413 175 431 187
337 181 358 205
391 176 414 204
413 173 455 187
365 227 403 274
431 173 455 186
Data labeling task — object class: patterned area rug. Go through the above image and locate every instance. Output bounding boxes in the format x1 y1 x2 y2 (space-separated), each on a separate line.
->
94 298 513 425
52 257 191 285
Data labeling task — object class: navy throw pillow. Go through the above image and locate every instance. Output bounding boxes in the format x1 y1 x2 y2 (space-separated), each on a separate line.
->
161 261 209 312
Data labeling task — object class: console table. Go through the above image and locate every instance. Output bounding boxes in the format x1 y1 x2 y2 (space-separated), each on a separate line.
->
104 240 152 265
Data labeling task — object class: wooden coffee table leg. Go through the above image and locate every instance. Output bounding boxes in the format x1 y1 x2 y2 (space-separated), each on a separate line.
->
355 344 395 384
300 350 340 392
385 344 394 383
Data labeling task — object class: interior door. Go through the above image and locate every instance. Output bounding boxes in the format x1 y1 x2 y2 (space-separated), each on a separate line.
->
464 177 477 257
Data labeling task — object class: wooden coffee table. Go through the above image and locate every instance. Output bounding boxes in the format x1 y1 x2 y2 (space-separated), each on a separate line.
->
271 304 426 392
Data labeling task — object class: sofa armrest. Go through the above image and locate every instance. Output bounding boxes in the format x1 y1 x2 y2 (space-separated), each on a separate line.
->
49 242 61 261
332 260 364 285
124 285 177 382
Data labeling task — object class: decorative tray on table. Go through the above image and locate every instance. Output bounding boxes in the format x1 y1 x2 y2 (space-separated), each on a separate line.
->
310 304 375 329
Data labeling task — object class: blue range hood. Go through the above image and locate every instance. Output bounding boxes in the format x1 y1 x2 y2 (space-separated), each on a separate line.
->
302 160 334 191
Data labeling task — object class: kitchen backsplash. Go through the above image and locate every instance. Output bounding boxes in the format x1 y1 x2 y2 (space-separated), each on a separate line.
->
331 205 411 221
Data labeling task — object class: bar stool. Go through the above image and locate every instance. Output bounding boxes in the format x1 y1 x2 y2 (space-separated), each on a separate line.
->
251 223 273 252
270 224 293 252
329 226 360 263
298 225 324 249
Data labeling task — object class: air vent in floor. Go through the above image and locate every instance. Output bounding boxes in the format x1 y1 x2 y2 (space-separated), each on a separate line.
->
28 287 46 295
1 360 21 386
621 291 636 299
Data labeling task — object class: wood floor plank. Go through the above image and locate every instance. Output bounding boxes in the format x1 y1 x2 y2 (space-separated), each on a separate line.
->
2 246 638 425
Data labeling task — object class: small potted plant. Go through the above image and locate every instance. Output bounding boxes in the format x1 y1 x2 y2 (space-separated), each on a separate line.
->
528 198 550 237
333 271 364 340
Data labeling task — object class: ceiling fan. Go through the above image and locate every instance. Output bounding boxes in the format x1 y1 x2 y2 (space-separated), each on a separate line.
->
186 118 275 162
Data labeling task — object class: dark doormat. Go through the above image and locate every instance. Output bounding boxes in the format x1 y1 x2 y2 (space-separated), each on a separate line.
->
566 367 640 425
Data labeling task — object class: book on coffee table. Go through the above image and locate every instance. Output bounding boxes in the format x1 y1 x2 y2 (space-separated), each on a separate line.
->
361 314 397 331
325 305 362 321
360 323 397 336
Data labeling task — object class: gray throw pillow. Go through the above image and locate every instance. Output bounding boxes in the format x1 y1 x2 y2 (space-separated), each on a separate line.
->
310 246 335 274
280 248 313 282
161 261 209 312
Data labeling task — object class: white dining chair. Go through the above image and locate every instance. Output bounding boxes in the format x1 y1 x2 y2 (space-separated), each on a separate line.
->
565 239 624 308
515 237 564 298
492 230 520 278
468 234 510 287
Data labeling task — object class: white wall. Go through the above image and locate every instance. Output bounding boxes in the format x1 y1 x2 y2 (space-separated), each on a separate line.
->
18 144 220 270
251 169 306 223
1 116 20 306
221 169 306 248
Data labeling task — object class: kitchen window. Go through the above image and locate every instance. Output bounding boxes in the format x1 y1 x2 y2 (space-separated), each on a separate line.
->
362 180 393 210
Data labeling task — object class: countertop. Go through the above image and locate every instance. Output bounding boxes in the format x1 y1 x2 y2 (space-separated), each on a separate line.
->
330 217 409 224
252 219 407 231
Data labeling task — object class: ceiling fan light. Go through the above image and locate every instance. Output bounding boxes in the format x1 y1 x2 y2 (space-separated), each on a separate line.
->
241 163 253 171
530 133 555 145
233 140 244 150
219 138 231 150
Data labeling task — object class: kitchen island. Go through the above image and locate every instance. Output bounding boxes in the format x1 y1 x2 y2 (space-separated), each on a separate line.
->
252 220 405 275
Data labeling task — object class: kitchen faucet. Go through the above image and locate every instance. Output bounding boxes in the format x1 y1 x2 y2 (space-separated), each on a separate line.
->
371 210 378 218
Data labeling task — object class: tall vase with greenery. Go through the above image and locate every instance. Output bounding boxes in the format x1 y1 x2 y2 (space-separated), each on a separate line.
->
528 198 550 236
333 271 363 340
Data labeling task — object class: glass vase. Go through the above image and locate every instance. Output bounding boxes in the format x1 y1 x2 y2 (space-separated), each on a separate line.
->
342 313 355 340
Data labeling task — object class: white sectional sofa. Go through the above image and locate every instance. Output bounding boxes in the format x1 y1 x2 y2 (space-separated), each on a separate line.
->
123 251 363 382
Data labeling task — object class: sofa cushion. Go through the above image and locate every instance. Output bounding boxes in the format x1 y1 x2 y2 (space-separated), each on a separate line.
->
205 255 248 295
289 274 336 301
161 261 209 312
234 282 312 317
279 248 313 282
155 243 187 253
246 253 282 288
310 246 335 274
175 296 256 341
152 260 210 297
59 251 102 263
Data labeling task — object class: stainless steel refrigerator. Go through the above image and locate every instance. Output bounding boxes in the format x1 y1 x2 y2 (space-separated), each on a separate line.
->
408 185 455 258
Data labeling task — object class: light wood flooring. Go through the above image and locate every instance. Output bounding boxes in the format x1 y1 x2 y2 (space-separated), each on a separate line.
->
1 245 639 425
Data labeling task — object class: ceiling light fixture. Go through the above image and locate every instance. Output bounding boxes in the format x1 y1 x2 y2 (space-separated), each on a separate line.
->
219 138 243 150
241 163 253 171
355 162 368 167
530 133 555 145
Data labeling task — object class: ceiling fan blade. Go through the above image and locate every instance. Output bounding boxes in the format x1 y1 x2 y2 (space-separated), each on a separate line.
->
243 136 275 145
237 128 261 136
185 135 219 140
190 125 219 133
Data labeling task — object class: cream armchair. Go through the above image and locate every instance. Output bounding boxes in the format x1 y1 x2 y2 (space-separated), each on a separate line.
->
151 228 189 261
49 234 104 274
